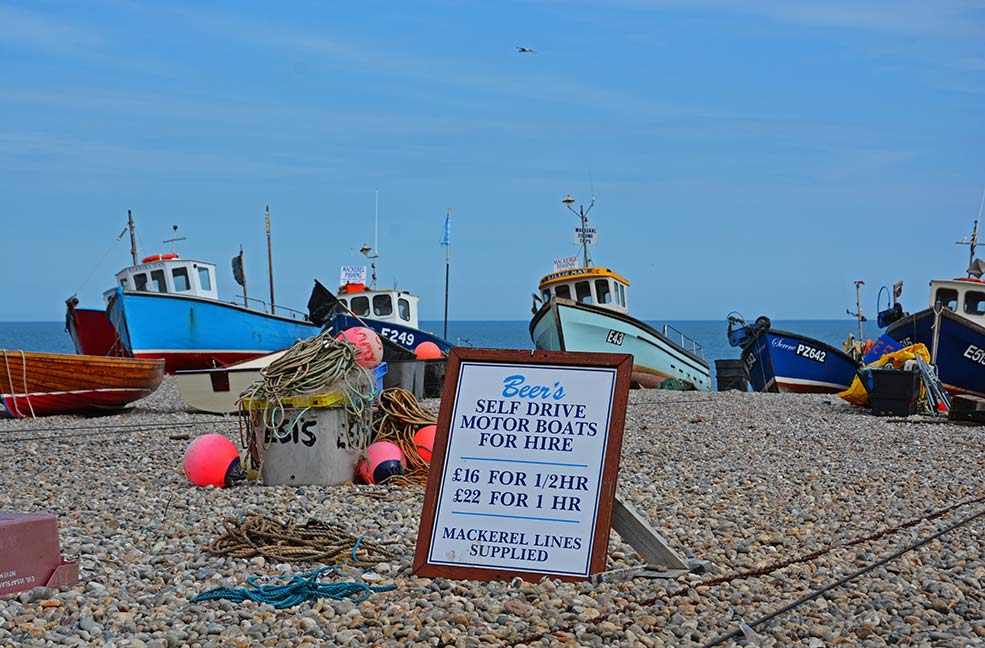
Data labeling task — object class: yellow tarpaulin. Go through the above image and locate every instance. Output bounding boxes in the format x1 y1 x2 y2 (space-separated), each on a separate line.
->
838 343 930 407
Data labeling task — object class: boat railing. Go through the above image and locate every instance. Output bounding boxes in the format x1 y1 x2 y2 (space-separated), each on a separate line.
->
663 324 705 358
233 296 310 320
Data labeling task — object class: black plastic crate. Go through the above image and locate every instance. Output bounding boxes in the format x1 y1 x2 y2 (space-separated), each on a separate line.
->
715 359 749 392
869 368 919 417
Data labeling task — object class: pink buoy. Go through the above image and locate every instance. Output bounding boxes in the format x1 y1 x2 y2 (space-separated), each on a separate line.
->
414 425 437 463
183 434 240 488
414 341 442 360
336 327 383 369
357 441 406 484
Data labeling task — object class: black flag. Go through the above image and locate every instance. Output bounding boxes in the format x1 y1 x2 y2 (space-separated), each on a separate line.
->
232 253 245 287
307 279 340 327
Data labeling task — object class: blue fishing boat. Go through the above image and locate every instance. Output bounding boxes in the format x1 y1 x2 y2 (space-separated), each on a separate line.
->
727 315 860 393
528 195 711 390
883 220 985 398
67 211 318 373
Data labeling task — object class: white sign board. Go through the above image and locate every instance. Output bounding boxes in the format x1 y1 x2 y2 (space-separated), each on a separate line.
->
573 227 598 246
339 265 367 286
415 350 630 580
552 255 580 273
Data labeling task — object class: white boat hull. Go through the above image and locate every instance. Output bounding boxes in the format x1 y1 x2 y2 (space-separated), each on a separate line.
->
530 299 711 391
175 350 286 414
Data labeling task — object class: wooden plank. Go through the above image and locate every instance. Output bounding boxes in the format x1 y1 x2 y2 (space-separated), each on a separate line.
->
611 494 690 573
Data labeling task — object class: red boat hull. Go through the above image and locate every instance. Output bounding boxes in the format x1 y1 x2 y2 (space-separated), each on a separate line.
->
2 388 157 418
132 351 267 373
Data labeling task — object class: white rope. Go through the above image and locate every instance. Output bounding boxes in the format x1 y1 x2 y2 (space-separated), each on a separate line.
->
2 350 36 418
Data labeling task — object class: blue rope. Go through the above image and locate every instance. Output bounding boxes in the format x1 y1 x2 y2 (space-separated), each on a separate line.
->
190 566 396 609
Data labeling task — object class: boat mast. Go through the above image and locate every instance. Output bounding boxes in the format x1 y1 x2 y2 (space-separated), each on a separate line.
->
959 190 982 277
128 210 138 265
847 280 865 342
266 205 275 314
562 194 595 268
361 192 381 289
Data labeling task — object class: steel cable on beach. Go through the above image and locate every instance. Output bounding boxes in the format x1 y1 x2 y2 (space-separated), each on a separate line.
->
699 505 985 647
506 492 985 647
0 420 227 444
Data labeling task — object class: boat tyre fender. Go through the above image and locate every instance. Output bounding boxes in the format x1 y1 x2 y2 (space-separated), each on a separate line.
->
754 316 771 331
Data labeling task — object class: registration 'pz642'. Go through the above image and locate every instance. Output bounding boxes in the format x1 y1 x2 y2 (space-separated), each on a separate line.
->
795 344 826 363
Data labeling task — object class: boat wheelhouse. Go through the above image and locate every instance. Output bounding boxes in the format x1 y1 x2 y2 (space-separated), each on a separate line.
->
925 278 985 324
337 282 421 330
536 267 630 315
330 279 450 352
112 254 218 301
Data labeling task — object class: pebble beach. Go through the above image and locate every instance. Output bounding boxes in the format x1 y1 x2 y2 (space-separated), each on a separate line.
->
1 379 983 647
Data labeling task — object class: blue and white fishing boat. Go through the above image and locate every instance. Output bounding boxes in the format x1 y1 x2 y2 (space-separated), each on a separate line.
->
529 195 711 390
726 315 860 393
884 220 985 398
307 275 451 354
67 211 318 373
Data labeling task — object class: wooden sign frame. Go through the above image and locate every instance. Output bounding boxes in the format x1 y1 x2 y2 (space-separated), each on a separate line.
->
413 348 633 582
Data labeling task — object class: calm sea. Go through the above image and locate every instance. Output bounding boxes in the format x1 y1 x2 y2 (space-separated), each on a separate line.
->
1 319 883 364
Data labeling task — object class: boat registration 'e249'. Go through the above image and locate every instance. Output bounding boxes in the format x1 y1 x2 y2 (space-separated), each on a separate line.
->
964 344 985 366
380 327 415 346
795 344 826 363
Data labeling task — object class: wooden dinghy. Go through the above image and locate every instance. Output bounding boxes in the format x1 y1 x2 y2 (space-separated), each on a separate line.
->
0 351 165 418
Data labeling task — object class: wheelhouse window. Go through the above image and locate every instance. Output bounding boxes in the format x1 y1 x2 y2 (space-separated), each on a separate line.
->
120 278 129 289
150 270 167 293
133 273 148 291
542 290 550 302
965 290 985 315
398 298 411 321
172 267 190 292
575 281 592 304
555 284 571 299
373 294 393 316
618 284 626 306
614 283 623 306
351 296 370 316
198 267 212 291
595 279 612 304
935 288 958 311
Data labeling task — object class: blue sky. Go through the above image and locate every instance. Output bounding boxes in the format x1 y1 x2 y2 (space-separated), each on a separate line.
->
2 1 983 322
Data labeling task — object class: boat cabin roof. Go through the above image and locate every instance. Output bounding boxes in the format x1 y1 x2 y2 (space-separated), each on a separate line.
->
929 278 985 324
112 256 219 301
537 266 631 314
336 284 420 328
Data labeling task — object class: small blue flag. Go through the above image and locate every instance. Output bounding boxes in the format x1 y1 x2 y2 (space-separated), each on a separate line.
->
440 213 450 246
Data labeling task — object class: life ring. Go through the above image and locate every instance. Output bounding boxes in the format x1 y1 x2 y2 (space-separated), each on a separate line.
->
142 253 178 263
955 277 985 283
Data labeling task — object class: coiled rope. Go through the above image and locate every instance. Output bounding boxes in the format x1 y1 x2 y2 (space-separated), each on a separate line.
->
203 514 395 565
190 566 396 609
373 387 437 485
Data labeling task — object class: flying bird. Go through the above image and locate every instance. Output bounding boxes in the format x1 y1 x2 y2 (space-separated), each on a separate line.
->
516 47 535 54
